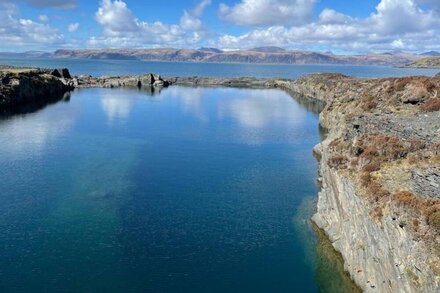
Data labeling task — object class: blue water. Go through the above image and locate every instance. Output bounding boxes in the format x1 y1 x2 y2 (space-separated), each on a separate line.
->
0 86 348 292
0 57 438 78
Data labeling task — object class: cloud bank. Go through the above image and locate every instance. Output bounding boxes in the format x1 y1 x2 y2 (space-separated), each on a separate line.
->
1 0 440 52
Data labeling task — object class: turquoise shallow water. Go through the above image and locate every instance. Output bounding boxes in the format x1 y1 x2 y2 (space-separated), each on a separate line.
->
0 86 338 292
0 57 438 78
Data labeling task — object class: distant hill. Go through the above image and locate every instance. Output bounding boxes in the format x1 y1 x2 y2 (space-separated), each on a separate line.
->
420 51 440 57
404 57 440 68
199 47 223 53
51 48 422 66
0 51 52 58
250 47 286 53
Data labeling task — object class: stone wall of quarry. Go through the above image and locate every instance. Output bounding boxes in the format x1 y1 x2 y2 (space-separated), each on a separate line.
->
280 74 440 292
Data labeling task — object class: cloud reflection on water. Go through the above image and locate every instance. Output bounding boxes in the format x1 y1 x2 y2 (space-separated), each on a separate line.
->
98 86 312 145
0 106 75 159
100 91 135 123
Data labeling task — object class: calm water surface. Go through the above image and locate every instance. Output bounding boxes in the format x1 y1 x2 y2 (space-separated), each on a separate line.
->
0 57 438 78
0 86 359 292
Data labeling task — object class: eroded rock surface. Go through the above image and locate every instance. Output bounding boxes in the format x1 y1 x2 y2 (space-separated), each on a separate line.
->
288 73 440 292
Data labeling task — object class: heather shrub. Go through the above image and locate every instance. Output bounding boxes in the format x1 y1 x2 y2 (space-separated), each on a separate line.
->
420 98 440 112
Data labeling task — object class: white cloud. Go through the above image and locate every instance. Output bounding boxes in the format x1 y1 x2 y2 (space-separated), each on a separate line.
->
0 2 63 50
89 0 211 47
391 39 404 48
38 14 49 22
180 0 211 30
67 22 79 32
319 9 352 25
218 0 316 26
217 0 440 52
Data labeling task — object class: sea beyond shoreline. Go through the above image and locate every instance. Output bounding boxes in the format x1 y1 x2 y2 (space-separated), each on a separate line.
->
0 57 439 79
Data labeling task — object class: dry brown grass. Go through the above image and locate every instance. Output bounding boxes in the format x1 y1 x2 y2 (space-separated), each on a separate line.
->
393 191 440 233
328 155 348 168
353 135 425 166
426 206 440 232
420 98 440 112
362 162 381 172
361 95 378 111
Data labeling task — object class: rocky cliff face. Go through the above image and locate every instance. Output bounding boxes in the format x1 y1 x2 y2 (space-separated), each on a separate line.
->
283 74 440 292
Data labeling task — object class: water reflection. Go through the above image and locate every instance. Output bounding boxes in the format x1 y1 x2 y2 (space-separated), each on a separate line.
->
101 91 135 123
0 102 75 159
219 89 306 128
0 86 356 292
0 92 71 118
160 87 208 121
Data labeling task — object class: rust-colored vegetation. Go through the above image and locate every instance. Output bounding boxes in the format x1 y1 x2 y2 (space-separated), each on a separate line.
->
393 191 440 233
420 98 440 112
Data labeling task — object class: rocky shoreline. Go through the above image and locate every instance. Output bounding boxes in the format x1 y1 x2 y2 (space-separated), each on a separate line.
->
0 67 74 112
1 66 439 292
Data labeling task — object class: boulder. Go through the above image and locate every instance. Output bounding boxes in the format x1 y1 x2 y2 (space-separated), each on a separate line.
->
50 68 71 79
139 74 154 87
138 74 169 87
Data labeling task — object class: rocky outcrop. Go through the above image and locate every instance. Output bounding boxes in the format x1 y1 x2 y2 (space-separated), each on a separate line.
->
75 73 170 88
289 73 440 292
0 67 74 111
166 76 279 88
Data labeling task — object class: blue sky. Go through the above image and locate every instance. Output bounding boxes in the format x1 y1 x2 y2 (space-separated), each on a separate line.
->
1 0 440 53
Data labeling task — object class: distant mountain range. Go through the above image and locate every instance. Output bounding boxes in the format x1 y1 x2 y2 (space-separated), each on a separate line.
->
1 47 439 66
419 51 440 57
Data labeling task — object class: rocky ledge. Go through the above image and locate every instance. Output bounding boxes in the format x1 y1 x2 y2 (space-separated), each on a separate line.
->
0 67 74 111
74 73 170 88
282 73 440 292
